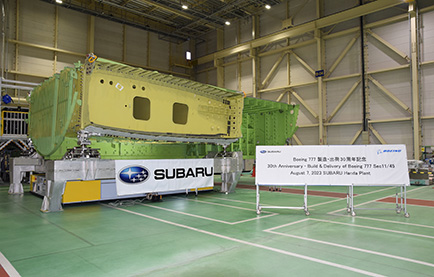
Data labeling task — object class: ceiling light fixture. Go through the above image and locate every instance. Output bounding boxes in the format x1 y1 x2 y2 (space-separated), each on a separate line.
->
182 4 188 10
265 4 271 9
55 0 63 3
225 21 231 26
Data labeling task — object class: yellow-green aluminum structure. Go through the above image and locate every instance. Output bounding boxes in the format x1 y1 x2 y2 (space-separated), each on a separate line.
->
28 56 244 157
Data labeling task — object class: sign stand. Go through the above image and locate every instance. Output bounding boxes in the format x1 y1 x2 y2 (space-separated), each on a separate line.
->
256 184 310 216
347 184 409 217
255 145 410 217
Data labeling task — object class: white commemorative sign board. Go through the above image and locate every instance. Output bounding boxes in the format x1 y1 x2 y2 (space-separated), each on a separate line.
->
256 145 409 186
115 159 214 196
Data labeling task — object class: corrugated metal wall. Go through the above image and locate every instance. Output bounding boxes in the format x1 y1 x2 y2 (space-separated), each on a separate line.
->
196 1 434 159
2 0 189 102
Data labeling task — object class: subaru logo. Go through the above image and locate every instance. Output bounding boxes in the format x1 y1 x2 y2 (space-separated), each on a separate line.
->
119 166 150 184
260 150 266 154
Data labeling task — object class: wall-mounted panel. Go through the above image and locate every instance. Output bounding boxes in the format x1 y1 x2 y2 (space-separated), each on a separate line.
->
125 25 148 66
148 32 170 71
327 125 362 145
260 2 286 36
294 127 318 145
261 53 288 89
368 21 409 71
421 11 434 62
369 70 411 120
241 60 253 93
94 18 123 61
421 64 434 117
291 85 318 125
57 7 88 54
18 47 54 77
325 34 360 78
326 78 362 123
20 1 54 47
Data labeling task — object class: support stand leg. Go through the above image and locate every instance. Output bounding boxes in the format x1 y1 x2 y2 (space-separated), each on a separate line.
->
304 184 309 216
256 184 261 215
404 185 410 218
350 185 356 216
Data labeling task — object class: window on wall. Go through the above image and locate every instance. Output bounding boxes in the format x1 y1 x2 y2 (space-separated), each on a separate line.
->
173 103 188 125
133 97 151 120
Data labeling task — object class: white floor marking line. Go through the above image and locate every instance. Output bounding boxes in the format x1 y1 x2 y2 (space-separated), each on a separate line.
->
200 196 258 205
176 197 263 212
265 218 311 232
353 216 434 229
265 228 434 268
0 251 20 277
311 218 434 240
329 186 426 214
309 197 346 208
138 203 278 225
103 204 384 277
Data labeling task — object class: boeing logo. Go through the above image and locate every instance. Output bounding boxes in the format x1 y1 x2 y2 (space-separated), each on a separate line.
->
118 166 150 184
377 149 402 155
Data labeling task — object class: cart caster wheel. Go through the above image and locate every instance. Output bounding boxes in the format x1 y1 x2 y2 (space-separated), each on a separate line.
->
256 207 262 215
404 213 410 218
346 208 351 213
305 211 310 216
351 212 356 217
225 192 228 195
396 209 401 214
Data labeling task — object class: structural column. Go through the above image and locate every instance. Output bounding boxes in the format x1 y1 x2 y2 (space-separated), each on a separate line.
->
251 15 259 98
216 29 224 88
409 1 421 159
316 0 326 144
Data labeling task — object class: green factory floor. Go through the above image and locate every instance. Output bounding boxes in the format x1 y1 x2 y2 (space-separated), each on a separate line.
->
1 175 434 277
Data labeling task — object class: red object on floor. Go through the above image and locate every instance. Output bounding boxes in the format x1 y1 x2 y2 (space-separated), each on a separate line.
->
0 265 9 277
377 197 434 207
251 164 256 177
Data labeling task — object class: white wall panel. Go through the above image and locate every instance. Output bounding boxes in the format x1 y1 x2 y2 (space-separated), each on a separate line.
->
241 60 252 93
224 24 237 48
421 64 434 117
326 78 362 123
260 3 286 36
369 70 411 120
18 47 54 76
290 0 316 26
371 122 413 157
368 21 409 71
57 8 87 54
224 64 237 91
327 125 362 145
125 25 148 66
94 18 122 61
148 32 169 70
20 0 54 47
56 53 80 73
421 11 434 62
240 18 252 43
325 35 360 78
422 120 434 147
295 127 318 145
290 56 316 85
291 85 318 125
260 53 288 89
324 0 357 17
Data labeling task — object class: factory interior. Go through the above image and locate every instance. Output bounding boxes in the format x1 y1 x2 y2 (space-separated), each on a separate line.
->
1 0 434 276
